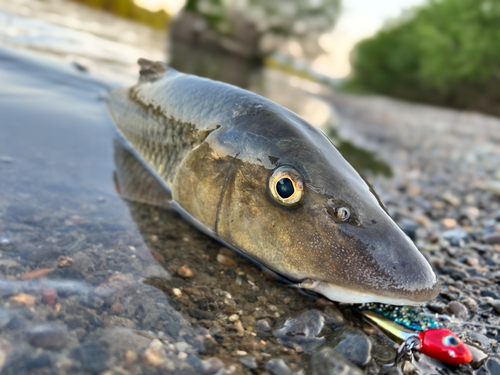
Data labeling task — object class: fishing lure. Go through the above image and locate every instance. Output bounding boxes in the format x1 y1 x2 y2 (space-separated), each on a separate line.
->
360 308 473 365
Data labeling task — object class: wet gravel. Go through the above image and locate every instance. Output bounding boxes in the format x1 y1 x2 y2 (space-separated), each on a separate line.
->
1 46 500 375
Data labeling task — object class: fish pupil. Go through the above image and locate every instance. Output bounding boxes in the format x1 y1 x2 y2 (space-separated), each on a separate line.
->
277 178 294 199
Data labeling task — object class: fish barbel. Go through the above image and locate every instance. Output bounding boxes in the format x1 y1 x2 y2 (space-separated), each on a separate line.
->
106 58 439 305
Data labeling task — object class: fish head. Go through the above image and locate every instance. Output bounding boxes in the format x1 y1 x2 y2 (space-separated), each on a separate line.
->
418 329 472 365
205 103 439 305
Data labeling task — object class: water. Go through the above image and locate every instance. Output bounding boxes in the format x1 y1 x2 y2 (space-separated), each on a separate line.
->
0 1 395 374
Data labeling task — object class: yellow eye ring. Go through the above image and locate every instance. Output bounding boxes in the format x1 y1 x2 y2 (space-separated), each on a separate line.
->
269 167 304 205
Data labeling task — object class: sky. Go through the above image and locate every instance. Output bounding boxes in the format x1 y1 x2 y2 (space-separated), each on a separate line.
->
134 0 426 78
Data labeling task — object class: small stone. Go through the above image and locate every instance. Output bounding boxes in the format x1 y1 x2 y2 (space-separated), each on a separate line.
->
217 254 236 266
465 257 479 266
172 288 182 297
235 320 245 337
481 290 498 299
124 350 138 362
28 324 68 348
183 287 202 296
274 310 325 354
490 300 500 314
142 347 163 366
110 302 123 315
442 192 461 206
42 288 57 306
466 343 489 369
20 268 54 280
427 301 446 314
228 314 239 322
442 229 468 246
484 233 500 245
486 358 500 374
239 356 257 369
201 357 225 374
175 341 190 352
481 181 500 196
460 297 478 311
442 218 457 228
57 255 74 267
256 319 271 332
311 348 363 375
72 343 107 373
9 293 35 307
266 358 302 375
238 337 261 352
446 301 468 319
177 266 195 278
330 327 372 367
0 349 5 373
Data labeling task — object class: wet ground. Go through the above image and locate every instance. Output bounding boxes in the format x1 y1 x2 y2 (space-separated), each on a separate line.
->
1 1 500 374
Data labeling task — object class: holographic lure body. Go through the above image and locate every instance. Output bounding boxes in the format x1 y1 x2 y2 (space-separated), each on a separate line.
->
357 302 442 331
359 306 472 365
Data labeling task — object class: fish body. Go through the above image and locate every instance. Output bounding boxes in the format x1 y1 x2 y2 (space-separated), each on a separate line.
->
107 58 439 305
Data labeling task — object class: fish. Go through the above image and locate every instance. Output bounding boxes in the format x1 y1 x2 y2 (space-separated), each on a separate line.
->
106 58 440 305
361 310 473 365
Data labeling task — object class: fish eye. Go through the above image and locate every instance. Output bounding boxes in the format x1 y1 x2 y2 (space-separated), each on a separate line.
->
442 335 459 347
269 167 304 205
335 207 350 221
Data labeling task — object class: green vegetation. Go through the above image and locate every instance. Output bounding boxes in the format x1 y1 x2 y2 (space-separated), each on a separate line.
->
70 0 171 30
346 0 500 117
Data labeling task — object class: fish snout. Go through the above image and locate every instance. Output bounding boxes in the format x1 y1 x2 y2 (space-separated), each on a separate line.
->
304 211 440 305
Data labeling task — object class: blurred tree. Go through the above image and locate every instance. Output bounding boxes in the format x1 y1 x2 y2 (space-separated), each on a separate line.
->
172 0 341 59
69 0 170 30
347 0 500 117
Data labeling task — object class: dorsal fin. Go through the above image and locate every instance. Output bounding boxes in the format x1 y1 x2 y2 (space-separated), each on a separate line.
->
138 58 170 83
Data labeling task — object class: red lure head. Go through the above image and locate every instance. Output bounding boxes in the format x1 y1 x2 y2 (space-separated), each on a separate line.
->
418 328 472 365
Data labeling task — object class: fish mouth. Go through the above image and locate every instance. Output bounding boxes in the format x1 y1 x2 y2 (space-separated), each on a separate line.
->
300 279 440 306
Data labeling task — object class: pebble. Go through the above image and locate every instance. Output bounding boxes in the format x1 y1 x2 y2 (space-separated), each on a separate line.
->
42 288 57 306
217 254 236 266
177 266 195 278
20 268 54 280
266 358 302 375
57 255 74 267
442 229 468 246
485 358 500 375
124 349 138 362
255 319 271 332
110 302 123 315
228 314 239 322
9 293 35 307
72 342 107 373
442 191 461 206
273 310 325 353
201 357 225 374
484 233 500 245
0 350 4 373
239 356 257 370
330 327 372 367
446 301 469 319
481 181 500 196
490 299 500 314
310 347 363 375
172 288 182 297
142 345 164 366
466 343 489 369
